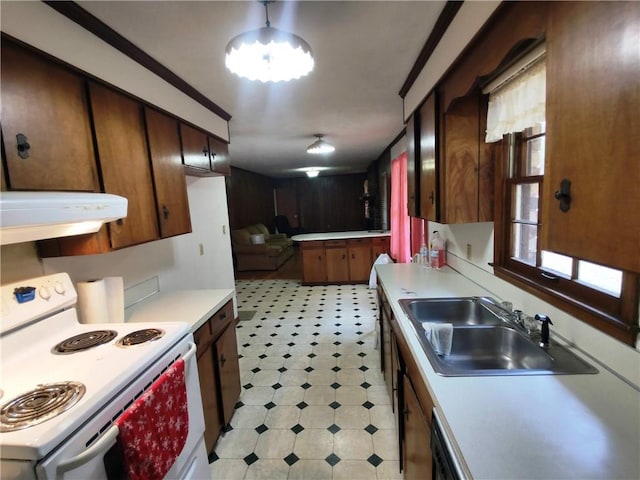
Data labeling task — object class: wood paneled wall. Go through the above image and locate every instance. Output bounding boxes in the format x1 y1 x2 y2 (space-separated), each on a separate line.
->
225 167 275 231
274 173 368 233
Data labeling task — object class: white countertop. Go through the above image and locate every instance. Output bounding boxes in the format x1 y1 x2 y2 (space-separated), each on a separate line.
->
376 263 640 480
291 230 390 242
125 289 235 333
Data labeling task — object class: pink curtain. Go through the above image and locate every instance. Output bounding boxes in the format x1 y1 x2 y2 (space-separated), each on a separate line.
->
390 152 411 262
411 217 426 257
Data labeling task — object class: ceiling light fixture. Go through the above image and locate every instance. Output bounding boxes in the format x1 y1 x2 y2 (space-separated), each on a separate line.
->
305 169 320 178
225 1 314 82
306 134 335 155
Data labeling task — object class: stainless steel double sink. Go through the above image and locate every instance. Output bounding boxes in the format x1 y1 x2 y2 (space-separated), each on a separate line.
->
399 297 597 376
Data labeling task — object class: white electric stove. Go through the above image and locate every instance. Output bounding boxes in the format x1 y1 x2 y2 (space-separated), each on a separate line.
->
0 273 210 479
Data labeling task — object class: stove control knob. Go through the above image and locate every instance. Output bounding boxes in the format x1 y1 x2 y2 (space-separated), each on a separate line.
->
40 286 52 301
54 281 66 295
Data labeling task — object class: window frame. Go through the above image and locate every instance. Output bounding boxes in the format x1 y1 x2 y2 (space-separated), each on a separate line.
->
493 132 639 345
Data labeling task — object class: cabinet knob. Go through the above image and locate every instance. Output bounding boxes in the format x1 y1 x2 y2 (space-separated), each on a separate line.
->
202 147 208 157
429 191 434 204
16 133 31 159
220 354 226 367
554 178 571 212
162 205 170 219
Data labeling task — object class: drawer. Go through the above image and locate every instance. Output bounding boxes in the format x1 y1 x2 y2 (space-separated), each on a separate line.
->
325 240 346 247
347 238 369 246
193 321 212 356
210 300 234 338
371 237 389 247
301 241 325 249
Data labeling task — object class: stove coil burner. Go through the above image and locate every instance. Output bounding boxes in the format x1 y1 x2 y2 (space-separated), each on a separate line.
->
0 382 86 432
53 330 118 354
117 328 165 347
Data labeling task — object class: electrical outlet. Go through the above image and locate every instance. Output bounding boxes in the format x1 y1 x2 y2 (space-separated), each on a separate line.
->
199 243 204 256
466 243 472 260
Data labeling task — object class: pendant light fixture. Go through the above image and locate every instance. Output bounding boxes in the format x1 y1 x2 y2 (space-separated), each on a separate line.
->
225 1 314 82
306 134 335 155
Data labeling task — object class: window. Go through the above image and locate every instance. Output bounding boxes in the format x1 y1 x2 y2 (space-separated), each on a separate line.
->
488 53 637 345
494 126 637 344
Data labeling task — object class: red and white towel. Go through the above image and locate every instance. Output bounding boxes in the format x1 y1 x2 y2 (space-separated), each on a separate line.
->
116 359 189 480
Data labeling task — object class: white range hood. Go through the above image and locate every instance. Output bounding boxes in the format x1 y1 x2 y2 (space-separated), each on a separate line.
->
0 191 128 245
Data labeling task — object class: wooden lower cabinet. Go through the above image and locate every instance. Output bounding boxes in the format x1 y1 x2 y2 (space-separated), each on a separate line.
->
300 241 327 284
378 286 434 479
215 320 241 426
402 374 433 480
301 236 385 285
325 241 350 283
347 239 372 282
196 341 222 455
372 236 391 260
193 300 240 456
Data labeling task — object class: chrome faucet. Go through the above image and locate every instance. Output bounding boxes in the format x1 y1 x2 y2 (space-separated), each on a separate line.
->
535 314 553 349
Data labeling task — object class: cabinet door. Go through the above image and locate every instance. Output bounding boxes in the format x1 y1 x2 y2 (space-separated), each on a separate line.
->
215 322 241 427
402 374 433 480
196 346 222 455
209 136 231 176
442 94 481 224
543 1 640 272
381 310 393 403
347 239 372 282
1 41 98 191
419 92 438 221
372 237 390 260
301 243 327 284
406 112 420 217
89 82 159 249
180 123 211 172
144 107 192 238
326 244 350 283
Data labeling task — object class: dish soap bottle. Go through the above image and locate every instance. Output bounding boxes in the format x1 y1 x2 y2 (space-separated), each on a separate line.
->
429 231 445 269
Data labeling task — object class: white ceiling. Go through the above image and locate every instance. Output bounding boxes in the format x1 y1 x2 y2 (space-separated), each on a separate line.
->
77 1 445 178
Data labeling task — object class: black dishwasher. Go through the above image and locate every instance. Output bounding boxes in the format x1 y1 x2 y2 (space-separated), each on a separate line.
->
431 410 462 480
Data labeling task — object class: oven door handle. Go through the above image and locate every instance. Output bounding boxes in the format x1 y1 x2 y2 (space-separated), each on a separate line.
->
55 425 119 480
183 341 197 366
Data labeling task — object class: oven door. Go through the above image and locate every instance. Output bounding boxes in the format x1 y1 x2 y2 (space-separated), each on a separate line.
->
35 341 208 480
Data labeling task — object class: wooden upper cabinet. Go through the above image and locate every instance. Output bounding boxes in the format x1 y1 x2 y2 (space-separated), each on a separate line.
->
1 40 98 191
406 112 419 217
542 1 640 272
209 136 231 176
440 92 494 224
89 82 159 249
180 123 211 172
144 107 192 238
442 95 480 223
419 92 438 221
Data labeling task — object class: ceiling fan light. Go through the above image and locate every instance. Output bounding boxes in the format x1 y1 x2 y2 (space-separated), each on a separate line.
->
225 5 314 83
307 135 335 155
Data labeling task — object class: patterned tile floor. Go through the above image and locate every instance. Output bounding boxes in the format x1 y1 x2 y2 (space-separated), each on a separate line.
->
209 279 401 480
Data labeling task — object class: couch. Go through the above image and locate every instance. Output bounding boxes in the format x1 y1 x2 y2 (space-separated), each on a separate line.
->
231 223 294 271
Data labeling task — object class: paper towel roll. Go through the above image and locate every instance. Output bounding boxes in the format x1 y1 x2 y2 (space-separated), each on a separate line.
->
77 277 124 324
